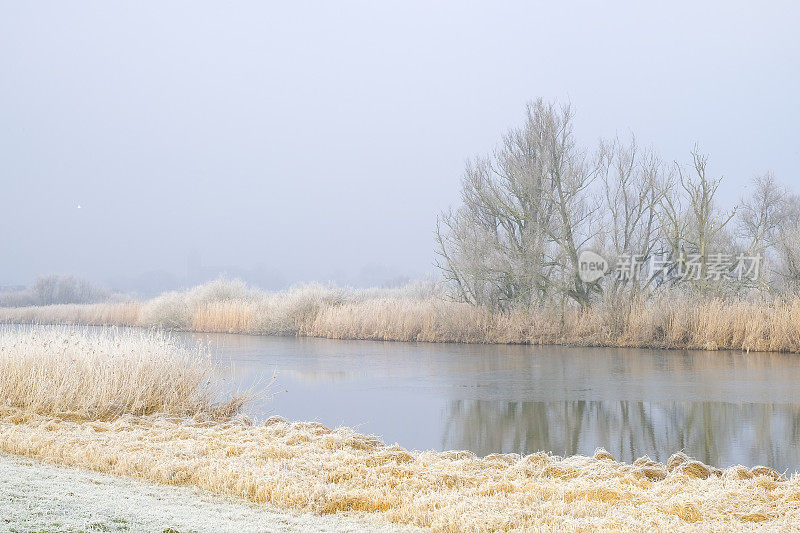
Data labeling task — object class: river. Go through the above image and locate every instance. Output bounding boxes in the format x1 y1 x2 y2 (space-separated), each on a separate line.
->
178 331 800 472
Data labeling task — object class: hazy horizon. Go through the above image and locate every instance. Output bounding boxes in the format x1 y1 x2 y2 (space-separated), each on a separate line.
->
2 1 799 293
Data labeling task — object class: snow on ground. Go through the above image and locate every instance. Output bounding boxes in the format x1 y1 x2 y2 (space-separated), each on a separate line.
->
0 453 421 533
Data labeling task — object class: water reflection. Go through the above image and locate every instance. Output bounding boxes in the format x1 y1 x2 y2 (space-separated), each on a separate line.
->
443 400 800 470
178 331 800 471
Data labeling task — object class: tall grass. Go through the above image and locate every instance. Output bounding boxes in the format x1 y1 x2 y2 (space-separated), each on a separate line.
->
2 279 800 352
0 326 247 420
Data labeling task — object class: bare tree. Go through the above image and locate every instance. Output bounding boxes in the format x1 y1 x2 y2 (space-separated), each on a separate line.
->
597 135 667 299
776 222 800 291
738 173 792 255
654 148 737 294
736 174 800 291
436 99 600 310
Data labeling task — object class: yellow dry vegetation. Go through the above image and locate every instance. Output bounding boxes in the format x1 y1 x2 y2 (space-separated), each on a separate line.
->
0 412 797 532
2 280 800 352
0 326 247 420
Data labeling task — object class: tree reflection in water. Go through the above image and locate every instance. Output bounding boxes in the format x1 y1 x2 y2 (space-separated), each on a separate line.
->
442 399 800 470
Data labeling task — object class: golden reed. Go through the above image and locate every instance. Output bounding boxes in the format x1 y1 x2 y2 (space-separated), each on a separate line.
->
1 280 799 352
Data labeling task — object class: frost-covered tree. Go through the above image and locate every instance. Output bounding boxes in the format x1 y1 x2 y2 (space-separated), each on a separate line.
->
436 99 600 310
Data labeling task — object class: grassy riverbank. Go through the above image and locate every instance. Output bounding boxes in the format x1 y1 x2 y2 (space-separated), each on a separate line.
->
0 326 798 531
0 453 419 533
2 279 800 352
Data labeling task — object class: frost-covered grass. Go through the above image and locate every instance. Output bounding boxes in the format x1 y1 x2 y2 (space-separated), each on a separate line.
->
0 325 247 420
0 412 795 532
0 453 418 533
3 278 800 352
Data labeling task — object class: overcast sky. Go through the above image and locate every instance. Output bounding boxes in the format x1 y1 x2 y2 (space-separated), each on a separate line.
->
1 1 798 290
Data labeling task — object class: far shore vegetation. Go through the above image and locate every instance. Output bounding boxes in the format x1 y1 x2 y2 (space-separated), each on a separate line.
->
2 277 800 352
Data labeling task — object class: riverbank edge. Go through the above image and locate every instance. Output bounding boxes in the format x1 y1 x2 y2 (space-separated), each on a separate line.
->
0 409 796 532
1 313 798 354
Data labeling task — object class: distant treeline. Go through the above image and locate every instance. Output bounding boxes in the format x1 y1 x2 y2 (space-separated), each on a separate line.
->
0 275 118 307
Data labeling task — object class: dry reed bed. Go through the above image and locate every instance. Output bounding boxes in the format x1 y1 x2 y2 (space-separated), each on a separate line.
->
0 326 246 420
1 325 798 531
2 280 800 352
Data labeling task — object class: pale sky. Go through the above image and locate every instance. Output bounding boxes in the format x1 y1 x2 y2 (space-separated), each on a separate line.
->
1 1 798 292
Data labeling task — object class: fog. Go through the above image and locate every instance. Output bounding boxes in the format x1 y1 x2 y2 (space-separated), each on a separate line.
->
2 1 798 293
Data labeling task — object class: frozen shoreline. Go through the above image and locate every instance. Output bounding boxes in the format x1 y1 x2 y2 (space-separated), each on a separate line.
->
0 453 420 533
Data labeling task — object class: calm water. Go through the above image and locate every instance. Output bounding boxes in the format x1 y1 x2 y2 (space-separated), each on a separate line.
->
179 331 800 472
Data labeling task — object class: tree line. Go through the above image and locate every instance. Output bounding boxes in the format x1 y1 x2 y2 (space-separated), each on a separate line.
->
436 99 800 311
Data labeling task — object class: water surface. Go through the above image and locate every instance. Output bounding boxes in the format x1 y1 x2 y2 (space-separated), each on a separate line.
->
182 331 800 472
